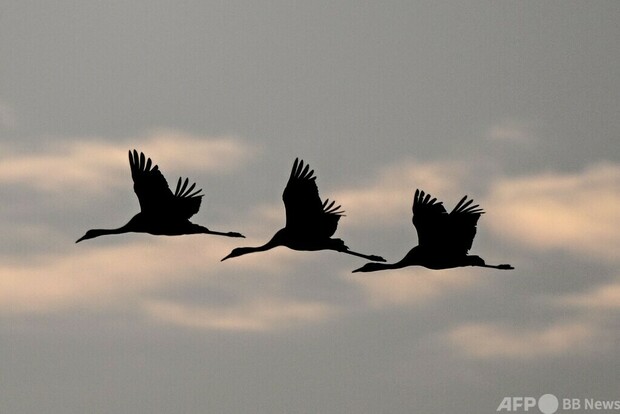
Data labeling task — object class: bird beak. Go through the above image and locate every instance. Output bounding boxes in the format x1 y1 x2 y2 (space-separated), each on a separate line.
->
221 253 232 262
75 236 86 243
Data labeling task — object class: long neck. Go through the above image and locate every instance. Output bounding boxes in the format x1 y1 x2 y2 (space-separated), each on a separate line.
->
352 260 408 273
76 224 131 243
191 224 242 238
352 247 421 273
92 227 128 237
238 244 274 256
222 234 282 260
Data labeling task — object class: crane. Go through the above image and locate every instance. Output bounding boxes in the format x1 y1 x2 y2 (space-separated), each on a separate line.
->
352 189 513 272
221 158 385 262
76 150 244 242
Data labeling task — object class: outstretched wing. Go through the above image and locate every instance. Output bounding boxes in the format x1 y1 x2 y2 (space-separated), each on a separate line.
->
129 150 173 213
129 150 203 219
412 189 484 254
282 158 344 238
172 176 203 219
447 194 484 254
411 189 448 248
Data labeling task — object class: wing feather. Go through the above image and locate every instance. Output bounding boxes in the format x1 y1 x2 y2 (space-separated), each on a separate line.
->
412 189 484 254
129 150 173 213
448 195 484 253
173 176 203 218
412 189 448 248
283 158 343 238
129 150 203 219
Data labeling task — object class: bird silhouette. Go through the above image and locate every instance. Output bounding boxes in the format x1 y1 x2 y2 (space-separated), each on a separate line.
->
221 158 385 262
352 189 513 273
76 150 245 242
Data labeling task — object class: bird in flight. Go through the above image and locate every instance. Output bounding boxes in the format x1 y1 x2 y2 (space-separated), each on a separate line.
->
352 189 513 272
76 150 245 242
221 158 385 262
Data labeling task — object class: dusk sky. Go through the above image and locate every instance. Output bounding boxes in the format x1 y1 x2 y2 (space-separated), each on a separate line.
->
1 1 619 413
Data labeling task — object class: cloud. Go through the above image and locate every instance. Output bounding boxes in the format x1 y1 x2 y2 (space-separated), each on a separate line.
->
486 119 535 144
0 234 321 332
0 98 17 129
349 268 486 308
135 129 254 173
485 162 620 262
0 238 223 314
245 159 470 235
445 321 602 359
0 140 125 193
333 159 470 228
556 279 620 310
0 129 255 194
144 298 336 332
5 151 616 333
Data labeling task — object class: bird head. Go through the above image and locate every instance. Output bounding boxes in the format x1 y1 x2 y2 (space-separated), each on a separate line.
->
221 247 253 261
352 262 388 273
75 229 103 243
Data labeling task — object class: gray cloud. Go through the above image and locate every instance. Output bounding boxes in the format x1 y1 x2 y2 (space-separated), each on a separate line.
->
2 1 619 413
0 130 255 194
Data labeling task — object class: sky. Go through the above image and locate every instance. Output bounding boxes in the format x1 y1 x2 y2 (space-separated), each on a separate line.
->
1 1 619 413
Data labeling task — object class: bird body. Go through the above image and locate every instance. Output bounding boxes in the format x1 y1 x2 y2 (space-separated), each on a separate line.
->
352 189 513 272
76 150 244 242
222 158 385 262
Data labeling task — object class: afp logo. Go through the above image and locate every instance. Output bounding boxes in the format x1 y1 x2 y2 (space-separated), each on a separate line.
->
497 394 559 414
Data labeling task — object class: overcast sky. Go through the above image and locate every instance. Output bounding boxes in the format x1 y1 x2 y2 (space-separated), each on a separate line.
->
1 1 619 413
